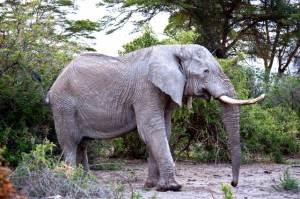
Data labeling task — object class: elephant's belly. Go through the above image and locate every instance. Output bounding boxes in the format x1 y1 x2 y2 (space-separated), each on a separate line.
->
77 106 137 138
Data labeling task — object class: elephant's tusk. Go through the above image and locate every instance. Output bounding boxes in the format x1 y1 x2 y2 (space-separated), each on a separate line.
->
187 96 193 109
219 94 265 105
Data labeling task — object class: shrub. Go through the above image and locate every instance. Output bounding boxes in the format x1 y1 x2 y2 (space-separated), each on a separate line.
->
241 105 300 162
220 183 235 199
0 74 54 166
11 140 109 198
272 169 299 191
263 75 300 116
0 0 99 166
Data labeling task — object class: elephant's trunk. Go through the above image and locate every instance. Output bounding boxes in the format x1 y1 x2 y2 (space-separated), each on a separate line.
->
220 102 241 187
216 86 264 185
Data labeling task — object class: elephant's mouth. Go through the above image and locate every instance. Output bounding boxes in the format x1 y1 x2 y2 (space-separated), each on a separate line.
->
200 90 211 100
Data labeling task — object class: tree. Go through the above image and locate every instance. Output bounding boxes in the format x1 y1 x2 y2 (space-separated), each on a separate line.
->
0 0 101 165
0 0 101 76
246 0 300 82
99 0 300 79
118 27 161 55
118 26 199 55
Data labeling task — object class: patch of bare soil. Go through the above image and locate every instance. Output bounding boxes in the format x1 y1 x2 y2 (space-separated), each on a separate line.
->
93 160 300 199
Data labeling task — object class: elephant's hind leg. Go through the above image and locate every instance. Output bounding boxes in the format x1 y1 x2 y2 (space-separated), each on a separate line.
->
52 104 80 167
76 137 92 170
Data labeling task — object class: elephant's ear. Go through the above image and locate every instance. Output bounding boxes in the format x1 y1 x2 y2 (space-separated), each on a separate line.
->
148 48 186 106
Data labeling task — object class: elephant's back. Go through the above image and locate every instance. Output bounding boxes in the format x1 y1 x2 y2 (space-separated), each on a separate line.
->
48 48 152 105
51 54 127 91
48 53 139 112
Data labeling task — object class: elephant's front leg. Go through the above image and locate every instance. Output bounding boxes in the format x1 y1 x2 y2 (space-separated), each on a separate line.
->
151 134 181 191
136 110 181 191
145 107 174 189
145 151 160 188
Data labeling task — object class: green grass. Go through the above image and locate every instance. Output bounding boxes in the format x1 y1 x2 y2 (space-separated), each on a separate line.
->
272 169 299 191
90 162 124 170
285 161 300 165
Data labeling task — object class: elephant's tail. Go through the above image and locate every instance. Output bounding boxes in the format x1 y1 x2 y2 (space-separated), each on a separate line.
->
31 70 50 105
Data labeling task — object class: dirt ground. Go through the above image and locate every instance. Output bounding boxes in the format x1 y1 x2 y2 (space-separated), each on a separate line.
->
93 160 300 199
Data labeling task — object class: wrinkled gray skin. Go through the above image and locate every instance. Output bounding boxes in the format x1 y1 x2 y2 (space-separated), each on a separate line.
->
45 44 241 191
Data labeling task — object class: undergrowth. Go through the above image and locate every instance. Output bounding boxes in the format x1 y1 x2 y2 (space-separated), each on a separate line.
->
220 183 235 199
272 169 299 191
10 140 121 198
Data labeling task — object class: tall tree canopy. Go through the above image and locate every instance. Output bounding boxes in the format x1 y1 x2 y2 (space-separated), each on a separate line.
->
0 0 101 76
99 0 300 79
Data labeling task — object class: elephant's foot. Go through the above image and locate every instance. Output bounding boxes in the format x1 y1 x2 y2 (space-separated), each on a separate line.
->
144 177 158 188
145 160 160 188
155 177 182 192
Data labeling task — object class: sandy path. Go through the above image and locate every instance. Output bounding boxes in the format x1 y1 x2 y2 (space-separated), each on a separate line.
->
94 160 300 199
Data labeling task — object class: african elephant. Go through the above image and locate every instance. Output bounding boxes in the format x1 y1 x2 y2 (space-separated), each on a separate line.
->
33 44 264 191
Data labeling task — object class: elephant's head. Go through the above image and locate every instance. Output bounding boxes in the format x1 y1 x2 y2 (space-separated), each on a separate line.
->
148 44 264 187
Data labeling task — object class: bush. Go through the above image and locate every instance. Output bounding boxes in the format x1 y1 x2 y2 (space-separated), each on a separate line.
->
11 140 109 198
272 169 299 191
0 73 54 165
241 105 300 162
264 75 300 116
0 0 99 166
220 183 235 199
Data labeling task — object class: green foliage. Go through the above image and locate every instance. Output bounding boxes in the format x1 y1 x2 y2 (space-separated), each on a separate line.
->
241 105 300 162
0 0 100 166
162 28 200 45
171 98 228 162
272 169 299 191
131 190 143 199
241 70 300 162
91 162 124 170
101 0 300 71
263 75 300 116
220 183 235 199
119 27 161 55
11 141 109 198
65 19 101 39
119 27 199 55
118 133 148 159
20 140 58 170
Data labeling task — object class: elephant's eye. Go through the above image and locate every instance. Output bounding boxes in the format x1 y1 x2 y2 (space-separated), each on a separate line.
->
204 69 209 73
